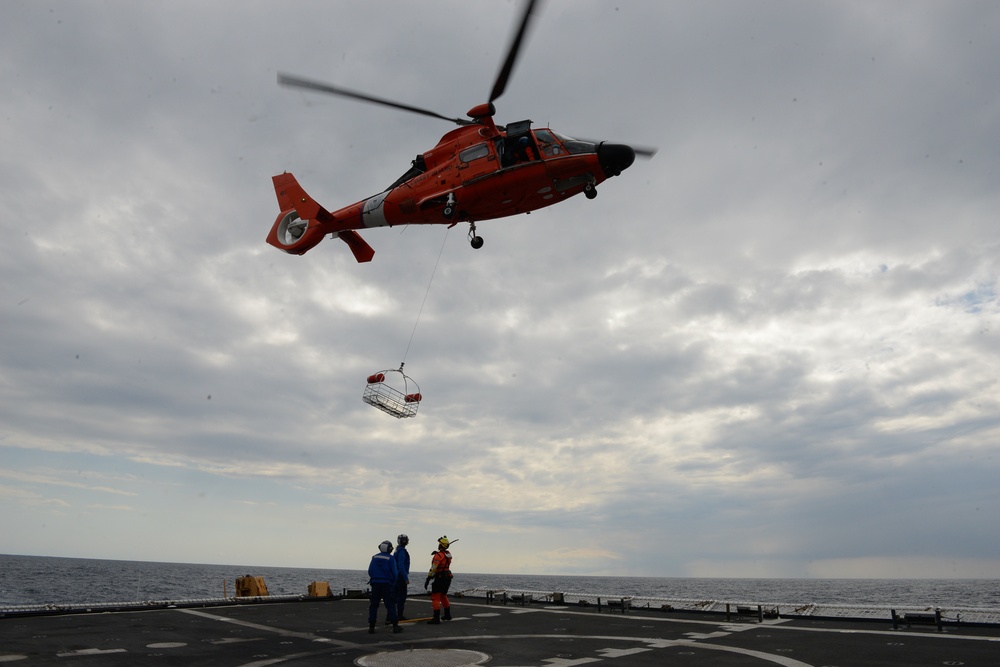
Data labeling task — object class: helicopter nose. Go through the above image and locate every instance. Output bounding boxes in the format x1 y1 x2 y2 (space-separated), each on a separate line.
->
598 143 636 177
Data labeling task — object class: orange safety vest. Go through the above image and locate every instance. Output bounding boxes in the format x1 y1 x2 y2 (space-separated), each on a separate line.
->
428 549 452 578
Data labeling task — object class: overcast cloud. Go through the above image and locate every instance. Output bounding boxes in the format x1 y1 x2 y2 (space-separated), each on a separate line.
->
2 0 998 579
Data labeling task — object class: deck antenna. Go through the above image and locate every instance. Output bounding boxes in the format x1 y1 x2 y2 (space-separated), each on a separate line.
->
401 227 449 366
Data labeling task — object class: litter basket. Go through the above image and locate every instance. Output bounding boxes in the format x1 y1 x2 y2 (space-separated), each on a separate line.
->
362 366 422 418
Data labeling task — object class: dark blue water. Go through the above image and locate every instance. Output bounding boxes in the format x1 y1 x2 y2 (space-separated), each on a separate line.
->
2 554 998 608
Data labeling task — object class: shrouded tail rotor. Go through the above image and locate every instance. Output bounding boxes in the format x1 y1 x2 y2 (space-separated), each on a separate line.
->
275 210 307 244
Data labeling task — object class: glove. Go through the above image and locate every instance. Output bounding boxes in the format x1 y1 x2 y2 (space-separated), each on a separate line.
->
424 577 431 589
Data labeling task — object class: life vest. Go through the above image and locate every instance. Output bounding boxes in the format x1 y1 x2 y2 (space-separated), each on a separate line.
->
428 549 452 578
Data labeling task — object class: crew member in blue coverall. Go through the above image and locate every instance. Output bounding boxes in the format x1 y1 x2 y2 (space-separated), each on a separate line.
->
368 540 401 634
393 534 411 621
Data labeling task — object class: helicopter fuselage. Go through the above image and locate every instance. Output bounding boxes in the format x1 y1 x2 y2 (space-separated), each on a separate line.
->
267 0 651 262
267 120 636 261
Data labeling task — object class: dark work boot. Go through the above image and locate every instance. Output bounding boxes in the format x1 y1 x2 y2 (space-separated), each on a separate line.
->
428 609 441 625
392 622 403 633
368 623 375 634
442 607 452 621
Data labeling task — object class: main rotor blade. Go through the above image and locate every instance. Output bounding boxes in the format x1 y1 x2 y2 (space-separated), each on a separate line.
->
489 0 542 104
278 73 469 125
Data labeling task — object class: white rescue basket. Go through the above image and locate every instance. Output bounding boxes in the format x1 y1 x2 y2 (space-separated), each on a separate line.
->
362 366 422 418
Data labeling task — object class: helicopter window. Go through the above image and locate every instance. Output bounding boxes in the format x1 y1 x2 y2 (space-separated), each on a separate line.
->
535 130 555 143
533 129 563 156
459 143 490 163
552 132 597 155
563 140 597 154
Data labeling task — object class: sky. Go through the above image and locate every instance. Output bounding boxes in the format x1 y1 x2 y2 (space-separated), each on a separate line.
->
2 0 998 580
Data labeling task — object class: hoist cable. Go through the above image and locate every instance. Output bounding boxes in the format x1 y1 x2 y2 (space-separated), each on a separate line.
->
401 228 449 365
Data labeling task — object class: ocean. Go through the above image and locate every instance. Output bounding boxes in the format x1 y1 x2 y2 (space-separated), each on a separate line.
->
2 554 998 610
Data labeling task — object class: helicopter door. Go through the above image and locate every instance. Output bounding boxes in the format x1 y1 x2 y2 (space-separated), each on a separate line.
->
457 142 497 183
502 120 539 166
532 129 565 158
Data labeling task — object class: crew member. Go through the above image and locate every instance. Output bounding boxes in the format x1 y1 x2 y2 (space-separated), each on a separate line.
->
368 540 402 634
424 536 453 624
393 534 411 621
516 135 537 161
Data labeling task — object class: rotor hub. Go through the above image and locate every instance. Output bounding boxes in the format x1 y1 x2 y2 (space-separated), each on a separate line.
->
467 102 497 119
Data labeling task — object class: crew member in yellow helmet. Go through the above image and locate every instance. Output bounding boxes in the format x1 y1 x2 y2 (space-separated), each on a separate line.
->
424 536 453 624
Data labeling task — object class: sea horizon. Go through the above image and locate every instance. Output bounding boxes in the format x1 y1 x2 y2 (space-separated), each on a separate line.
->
4 552 994 581
3 553 999 609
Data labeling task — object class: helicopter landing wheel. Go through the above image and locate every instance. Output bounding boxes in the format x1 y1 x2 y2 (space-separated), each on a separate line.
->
468 221 484 249
584 183 598 199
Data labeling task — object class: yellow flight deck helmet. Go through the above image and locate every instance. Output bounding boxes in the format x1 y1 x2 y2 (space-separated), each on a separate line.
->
438 536 450 549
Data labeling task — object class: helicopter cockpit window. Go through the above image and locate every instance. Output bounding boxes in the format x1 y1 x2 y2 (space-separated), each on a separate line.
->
533 129 562 157
552 131 597 155
459 143 490 164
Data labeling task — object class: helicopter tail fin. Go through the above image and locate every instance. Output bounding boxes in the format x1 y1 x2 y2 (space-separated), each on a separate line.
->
268 172 375 262
267 173 332 255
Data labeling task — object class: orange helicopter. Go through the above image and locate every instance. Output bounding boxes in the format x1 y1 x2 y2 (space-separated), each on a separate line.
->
266 0 655 263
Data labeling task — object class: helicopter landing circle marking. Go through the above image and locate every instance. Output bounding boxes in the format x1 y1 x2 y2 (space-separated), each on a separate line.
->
355 648 489 666
381 634 814 667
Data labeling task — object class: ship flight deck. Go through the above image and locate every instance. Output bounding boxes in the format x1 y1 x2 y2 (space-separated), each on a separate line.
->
2 593 999 666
